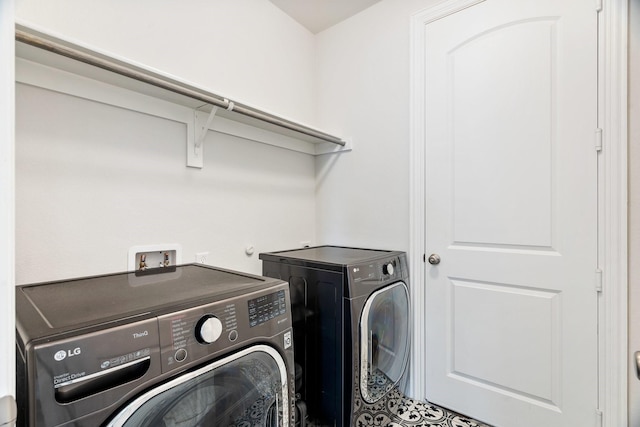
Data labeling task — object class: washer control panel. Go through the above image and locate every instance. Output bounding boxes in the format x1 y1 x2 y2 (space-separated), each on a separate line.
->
158 302 239 373
248 290 287 327
157 286 290 373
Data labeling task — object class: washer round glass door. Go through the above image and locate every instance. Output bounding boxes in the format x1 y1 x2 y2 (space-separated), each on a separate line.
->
106 345 288 427
360 281 410 403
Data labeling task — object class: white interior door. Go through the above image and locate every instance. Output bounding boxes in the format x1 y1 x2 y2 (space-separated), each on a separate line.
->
422 0 598 426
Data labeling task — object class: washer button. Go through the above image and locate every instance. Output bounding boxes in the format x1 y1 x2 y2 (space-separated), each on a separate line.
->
175 348 188 362
228 330 238 341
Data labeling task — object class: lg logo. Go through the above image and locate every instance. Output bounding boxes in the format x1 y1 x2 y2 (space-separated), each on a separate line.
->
54 347 81 362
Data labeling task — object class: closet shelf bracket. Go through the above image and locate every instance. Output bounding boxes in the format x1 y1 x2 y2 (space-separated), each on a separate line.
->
187 103 353 168
189 106 219 168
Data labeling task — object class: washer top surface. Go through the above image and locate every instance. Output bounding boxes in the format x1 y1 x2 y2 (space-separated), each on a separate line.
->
17 264 269 330
259 245 402 268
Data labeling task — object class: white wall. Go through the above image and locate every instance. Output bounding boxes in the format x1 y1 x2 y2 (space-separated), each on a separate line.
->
16 84 316 283
314 0 440 252
15 0 318 127
313 3 438 398
0 0 16 406
14 0 319 283
628 0 640 422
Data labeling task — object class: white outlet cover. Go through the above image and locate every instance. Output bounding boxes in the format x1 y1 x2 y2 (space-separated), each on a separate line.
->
128 244 182 271
195 252 209 264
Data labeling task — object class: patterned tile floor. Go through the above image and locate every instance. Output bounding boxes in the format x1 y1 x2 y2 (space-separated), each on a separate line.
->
303 387 491 427
352 368 490 427
302 367 491 427
304 372 491 427
352 387 491 427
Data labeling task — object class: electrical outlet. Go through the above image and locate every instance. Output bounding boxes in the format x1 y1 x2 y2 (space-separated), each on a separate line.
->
196 252 209 264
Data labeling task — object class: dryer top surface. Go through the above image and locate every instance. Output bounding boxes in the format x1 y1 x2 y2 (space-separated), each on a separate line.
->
259 245 404 269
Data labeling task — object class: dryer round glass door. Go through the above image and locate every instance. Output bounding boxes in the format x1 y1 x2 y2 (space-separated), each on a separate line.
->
106 345 289 427
359 281 410 403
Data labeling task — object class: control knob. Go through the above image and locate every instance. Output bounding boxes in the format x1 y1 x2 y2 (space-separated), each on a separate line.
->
382 262 395 276
195 315 223 344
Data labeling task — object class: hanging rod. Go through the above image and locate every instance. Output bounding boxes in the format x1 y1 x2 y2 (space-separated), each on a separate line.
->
15 28 346 147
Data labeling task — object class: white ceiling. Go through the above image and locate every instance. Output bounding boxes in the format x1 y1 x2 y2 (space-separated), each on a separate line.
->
268 0 383 34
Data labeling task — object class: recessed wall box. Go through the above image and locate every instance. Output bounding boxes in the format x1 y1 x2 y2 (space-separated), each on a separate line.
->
128 244 182 272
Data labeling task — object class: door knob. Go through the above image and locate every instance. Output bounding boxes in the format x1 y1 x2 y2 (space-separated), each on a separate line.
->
427 254 441 265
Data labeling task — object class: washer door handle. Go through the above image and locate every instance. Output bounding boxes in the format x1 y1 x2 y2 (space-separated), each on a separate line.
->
427 254 441 265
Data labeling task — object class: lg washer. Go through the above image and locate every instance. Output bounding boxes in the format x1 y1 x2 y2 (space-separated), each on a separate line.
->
15 264 295 427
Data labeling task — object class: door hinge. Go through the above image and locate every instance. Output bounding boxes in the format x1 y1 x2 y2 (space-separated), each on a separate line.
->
595 268 603 293
595 128 603 152
596 408 603 427
596 0 603 12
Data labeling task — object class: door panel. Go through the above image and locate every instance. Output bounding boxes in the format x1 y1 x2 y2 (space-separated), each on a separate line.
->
424 0 597 426
451 19 556 249
451 279 560 402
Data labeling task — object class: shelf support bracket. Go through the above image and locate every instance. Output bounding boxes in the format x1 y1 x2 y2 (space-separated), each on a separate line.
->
188 106 219 168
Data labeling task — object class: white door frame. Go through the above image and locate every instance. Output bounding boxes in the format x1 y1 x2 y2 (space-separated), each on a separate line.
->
408 0 628 426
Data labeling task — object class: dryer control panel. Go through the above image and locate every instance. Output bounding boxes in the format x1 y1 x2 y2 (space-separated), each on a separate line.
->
349 256 404 283
347 255 408 298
